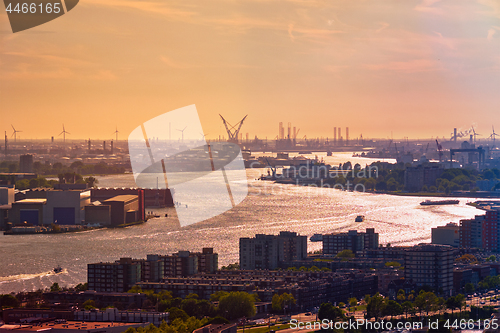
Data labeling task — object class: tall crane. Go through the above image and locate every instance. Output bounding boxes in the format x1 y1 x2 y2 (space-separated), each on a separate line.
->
219 114 248 144
436 139 443 162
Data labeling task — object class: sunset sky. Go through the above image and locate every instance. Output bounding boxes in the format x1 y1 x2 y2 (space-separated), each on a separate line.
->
0 0 499 142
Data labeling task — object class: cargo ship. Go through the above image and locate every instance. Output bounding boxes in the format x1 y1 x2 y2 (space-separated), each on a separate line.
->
420 199 459 206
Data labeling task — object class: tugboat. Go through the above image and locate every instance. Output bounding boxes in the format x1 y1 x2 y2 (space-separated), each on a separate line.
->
355 215 365 222
53 266 63 274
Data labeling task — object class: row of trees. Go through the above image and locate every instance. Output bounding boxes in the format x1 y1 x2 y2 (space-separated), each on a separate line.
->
365 291 466 320
14 174 98 190
0 160 125 176
127 287 259 321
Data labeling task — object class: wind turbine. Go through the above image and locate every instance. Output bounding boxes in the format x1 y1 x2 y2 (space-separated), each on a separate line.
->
59 124 70 142
112 126 119 141
11 125 21 142
177 126 187 142
471 126 481 144
199 132 209 141
490 126 499 145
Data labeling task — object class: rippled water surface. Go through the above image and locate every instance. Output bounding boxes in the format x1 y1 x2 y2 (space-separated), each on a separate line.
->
0 153 489 293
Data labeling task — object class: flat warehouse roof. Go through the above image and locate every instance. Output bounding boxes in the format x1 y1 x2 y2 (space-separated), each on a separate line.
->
103 195 138 204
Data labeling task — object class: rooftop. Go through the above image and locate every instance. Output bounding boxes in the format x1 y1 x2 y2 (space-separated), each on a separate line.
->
0 321 138 331
14 199 47 204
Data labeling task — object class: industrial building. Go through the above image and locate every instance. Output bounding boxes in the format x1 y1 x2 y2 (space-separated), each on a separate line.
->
0 185 14 229
10 198 47 225
91 188 172 208
101 195 139 226
322 228 379 255
239 231 307 270
10 189 91 225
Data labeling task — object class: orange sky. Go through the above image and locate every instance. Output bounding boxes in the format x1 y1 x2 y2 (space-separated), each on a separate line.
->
0 0 499 142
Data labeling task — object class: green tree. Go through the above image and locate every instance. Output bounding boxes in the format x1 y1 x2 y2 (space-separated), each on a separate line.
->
85 176 99 188
318 303 345 322
348 297 357 308
336 249 355 258
83 299 96 310
383 300 402 319
217 291 256 320
0 294 20 308
50 282 62 292
74 283 88 292
415 291 437 316
464 283 475 294
385 261 401 267
401 301 414 319
366 293 386 320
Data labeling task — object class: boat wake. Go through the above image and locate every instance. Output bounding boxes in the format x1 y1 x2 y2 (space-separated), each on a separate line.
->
0 269 67 284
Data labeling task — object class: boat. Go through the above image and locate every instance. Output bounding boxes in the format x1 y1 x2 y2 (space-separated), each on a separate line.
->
53 266 63 274
355 215 365 222
310 234 323 242
420 200 459 206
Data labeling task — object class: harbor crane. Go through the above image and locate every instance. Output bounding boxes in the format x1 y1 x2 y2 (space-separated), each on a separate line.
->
219 114 247 144
436 139 443 162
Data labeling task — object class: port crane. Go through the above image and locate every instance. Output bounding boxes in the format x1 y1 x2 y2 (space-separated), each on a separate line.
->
436 139 443 162
219 114 247 144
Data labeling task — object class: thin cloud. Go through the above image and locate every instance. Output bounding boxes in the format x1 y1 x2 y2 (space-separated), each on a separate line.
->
414 0 443 14
376 22 389 33
288 23 295 42
364 59 443 74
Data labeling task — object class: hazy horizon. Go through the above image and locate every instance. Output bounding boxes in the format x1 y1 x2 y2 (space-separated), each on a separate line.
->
1 0 499 141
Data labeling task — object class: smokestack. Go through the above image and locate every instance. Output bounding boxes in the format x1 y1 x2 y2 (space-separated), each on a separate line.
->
246 133 249 142
334 127 337 145
288 122 291 139
88 139 91 152
4 131 7 156
103 141 106 153
111 140 114 154
51 136 54 143
346 127 349 145
279 122 283 140
454 128 457 143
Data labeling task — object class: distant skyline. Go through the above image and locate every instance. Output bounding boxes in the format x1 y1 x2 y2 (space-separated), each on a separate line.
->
1 0 499 141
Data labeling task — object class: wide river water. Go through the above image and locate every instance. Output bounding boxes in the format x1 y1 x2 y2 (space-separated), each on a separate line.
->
0 153 492 293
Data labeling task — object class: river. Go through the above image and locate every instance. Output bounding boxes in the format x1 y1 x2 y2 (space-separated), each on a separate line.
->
0 153 487 293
